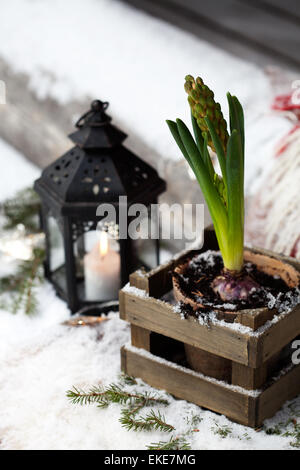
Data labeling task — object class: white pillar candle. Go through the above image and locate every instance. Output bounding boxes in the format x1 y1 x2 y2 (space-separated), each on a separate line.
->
84 232 120 301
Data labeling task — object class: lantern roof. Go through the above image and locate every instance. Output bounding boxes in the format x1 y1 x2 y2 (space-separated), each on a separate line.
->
69 100 127 149
34 100 166 215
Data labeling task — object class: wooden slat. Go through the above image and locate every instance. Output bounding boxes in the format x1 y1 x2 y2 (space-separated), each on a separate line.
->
120 344 127 372
235 307 276 331
122 227 300 368
129 255 190 299
122 345 256 427
123 291 251 365
129 269 149 293
257 364 300 426
118 289 127 320
123 263 300 367
232 362 268 390
131 325 151 350
122 347 300 428
232 349 284 389
123 0 300 70
259 304 300 364
250 0 300 22
123 289 300 368
167 0 300 65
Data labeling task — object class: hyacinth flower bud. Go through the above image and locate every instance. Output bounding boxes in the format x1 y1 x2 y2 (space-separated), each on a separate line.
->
184 75 229 153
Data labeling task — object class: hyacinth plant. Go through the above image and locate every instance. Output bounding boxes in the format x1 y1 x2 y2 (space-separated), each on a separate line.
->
167 75 259 302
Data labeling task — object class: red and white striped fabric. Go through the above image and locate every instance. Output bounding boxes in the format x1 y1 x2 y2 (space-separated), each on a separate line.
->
245 93 300 259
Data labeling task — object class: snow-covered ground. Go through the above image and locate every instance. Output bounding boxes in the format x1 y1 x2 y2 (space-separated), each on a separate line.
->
0 140 299 450
0 0 299 450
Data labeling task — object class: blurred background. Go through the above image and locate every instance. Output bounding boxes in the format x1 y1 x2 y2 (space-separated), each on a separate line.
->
0 0 299 253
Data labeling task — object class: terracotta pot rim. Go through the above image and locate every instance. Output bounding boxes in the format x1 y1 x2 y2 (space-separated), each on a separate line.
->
172 248 300 320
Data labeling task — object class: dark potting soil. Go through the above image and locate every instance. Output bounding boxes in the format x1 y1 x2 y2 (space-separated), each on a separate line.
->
173 250 300 316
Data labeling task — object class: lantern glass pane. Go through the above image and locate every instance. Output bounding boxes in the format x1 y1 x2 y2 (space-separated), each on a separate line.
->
74 227 121 302
48 215 66 292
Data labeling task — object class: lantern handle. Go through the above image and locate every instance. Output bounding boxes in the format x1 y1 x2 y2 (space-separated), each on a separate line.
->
75 100 110 128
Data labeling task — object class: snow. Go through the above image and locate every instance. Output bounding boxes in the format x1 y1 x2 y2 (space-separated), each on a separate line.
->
0 0 299 450
122 283 149 298
0 140 39 200
189 250 219 269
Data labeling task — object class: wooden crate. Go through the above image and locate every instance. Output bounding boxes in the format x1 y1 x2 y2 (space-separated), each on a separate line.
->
119 229 300 427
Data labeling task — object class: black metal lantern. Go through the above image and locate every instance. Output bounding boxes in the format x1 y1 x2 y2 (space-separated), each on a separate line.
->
34 100 166 313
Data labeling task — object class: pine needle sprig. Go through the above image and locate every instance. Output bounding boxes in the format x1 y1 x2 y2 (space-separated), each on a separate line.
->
118 373 138 386
0 247 45 315
120 409 174 433
147 436 191 450
67 378 179 445
66 385 110 407
67 384 169 409
1 187 41 232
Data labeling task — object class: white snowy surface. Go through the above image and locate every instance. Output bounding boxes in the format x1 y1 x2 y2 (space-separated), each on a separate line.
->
0 140 39 200
0 0 292 194
0 0 299 450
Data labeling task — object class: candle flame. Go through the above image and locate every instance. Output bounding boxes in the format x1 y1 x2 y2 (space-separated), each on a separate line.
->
99 231 108 257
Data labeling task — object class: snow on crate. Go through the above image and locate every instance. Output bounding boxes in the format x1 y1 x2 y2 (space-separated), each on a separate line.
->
122 283 149 298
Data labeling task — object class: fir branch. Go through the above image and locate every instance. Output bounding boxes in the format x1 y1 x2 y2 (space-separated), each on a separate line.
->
147 435 191 450
0 247 45 315
67 384 169 409
120 409 174 433
211 421 233 439
264 417 300 448
1 187 40 232
119 374 138 386
66 386 110 407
